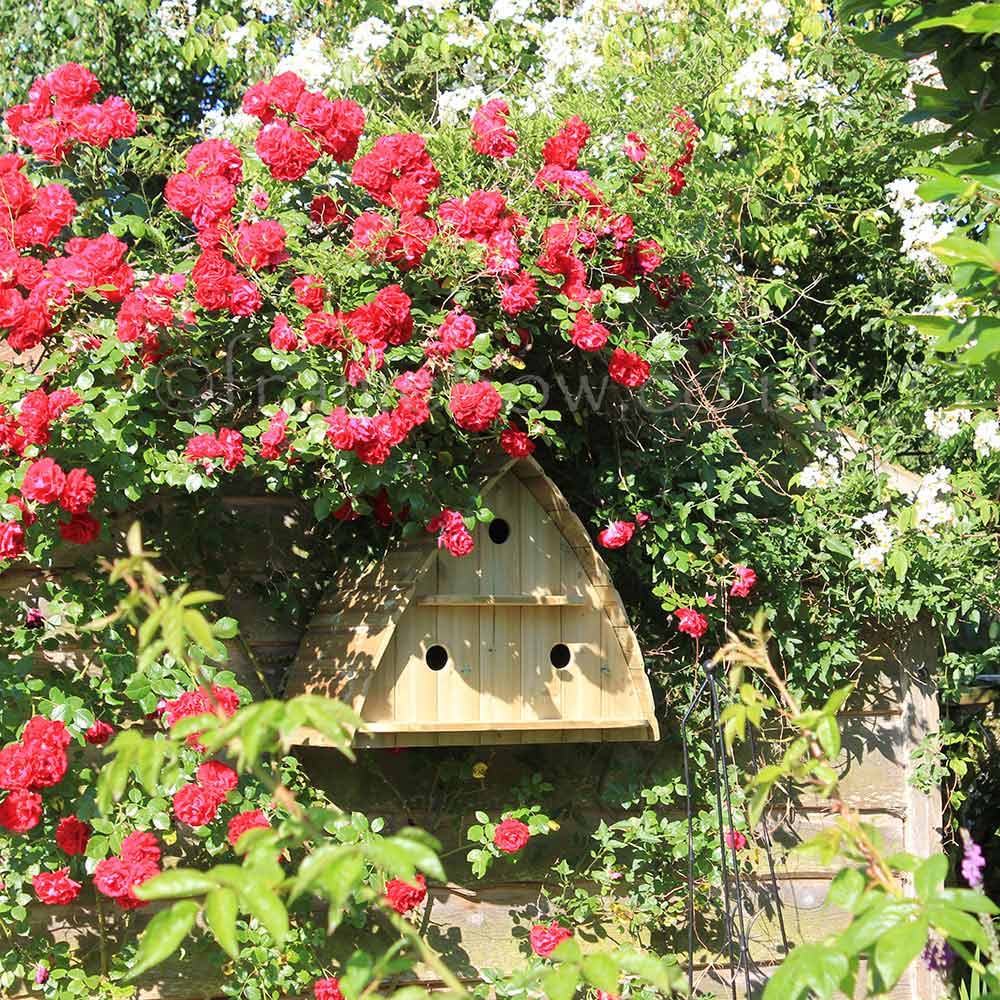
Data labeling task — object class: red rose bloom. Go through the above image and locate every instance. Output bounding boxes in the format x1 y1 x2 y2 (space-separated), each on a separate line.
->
730 565 757 599
449 381 502 433
49 63 100 106
311 195 345 226
59 467 97 514
21 458 65 504
724 829 748 851
471 99 517 159
385 874 427 914
120 831 161 866
314 978 344 1000
172 783 223 826
33 868 81 905
270 314 299 351
500 423 535 458
0 743 35 790
598 521 635 550
84 720 114 746
255 120 320 181
93 856 133 898
529 921 572 958
569 311 609 352
59 512 100 544
196 760 238 795
608 347 651 388
55 815 91 855
494 817 530 854
674 607 708 639
499 270 538 315
227 809 270 848
0 788 42 832
0 521 26 560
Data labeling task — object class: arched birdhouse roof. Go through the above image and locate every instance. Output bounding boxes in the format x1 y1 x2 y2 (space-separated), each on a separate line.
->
285 455 659 747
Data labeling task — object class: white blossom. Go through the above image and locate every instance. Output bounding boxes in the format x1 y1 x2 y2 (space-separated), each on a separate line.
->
346 17 393 63
886 178 956 269
924 407 971 441
799 448 841 489
900 467 958 536
974 418 1000 457
156 0 196 45
398 0 453 14
728 0 790 36
275 35 335 90
437 84 487 125
724 48 835 113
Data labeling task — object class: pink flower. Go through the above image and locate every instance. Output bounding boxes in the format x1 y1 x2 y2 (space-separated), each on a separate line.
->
724 829 747 851
598 521 635 549
674 607 708 639
730 565 757 599
493 818 530 854
529 921 572 958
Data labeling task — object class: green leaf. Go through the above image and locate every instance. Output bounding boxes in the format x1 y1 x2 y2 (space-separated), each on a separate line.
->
541 963 580 1000
183 609 217 652
826 868 865 911
872 916 928 993
126 900 200 979
581 953 620 993
815 716 841 759
914 855 948 902
927 902 991 950
134 868 219 900
762 943 849 1000
204 888 239 960
240 884 288 946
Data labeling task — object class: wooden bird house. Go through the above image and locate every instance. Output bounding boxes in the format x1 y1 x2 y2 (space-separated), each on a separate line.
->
285 456 659 746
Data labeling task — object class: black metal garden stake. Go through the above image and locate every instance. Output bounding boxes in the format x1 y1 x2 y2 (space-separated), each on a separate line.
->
681 660 788 999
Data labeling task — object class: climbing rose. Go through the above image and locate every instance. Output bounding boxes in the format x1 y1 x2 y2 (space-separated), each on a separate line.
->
494 817 530 854
608 348 651 388
674 607 708 639
196 760 238 794
624 132 648 163
730 565 757 598
0 521 25 560
270 313 299 351
32 868 81 905
228 809 270 847
449 381 502 432
500 423 535 458
84 720 114 745
598 521 635 550
428 508 475 558
21 458 65 504
385 874 427 914
724 829 747 851
59 512 100 544
55 815 91 855
0 788 42 832
173 783 223 826
314 979 344 1000
255 120 321 181
471 99 517 159
0 742 34 789
569 311 609 352
529 921 572 958
59 467 96 514
121 831 162 867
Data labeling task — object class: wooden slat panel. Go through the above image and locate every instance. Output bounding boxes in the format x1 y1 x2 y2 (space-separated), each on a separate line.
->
518 480 560 597
601 617 640 736
521 606 563 738
479 474 521 596
479 605 523 743
435 604 480 747
392 556 439 745
419 594 582 606
560 601 603 742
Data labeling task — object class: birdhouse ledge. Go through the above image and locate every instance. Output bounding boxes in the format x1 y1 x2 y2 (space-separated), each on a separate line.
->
284 455 660 747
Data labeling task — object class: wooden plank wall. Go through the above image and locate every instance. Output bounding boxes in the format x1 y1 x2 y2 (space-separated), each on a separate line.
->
1 517 943 999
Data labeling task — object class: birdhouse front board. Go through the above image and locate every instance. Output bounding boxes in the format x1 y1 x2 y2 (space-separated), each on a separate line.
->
285 456 659 747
